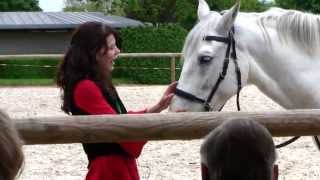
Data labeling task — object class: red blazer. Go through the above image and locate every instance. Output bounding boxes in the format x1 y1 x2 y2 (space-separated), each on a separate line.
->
74 80 146 180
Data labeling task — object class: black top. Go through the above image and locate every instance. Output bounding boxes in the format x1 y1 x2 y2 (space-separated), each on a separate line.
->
70 83 128 164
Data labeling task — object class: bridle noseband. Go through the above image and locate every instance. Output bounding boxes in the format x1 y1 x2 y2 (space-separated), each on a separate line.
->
175 27 242 112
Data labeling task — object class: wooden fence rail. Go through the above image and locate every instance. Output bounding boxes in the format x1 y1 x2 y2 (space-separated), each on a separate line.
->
0 53 182 82
14 110 320 145
0 53 182 59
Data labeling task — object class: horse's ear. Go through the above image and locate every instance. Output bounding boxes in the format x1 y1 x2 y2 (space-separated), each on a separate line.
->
217 0 240 33
198 0 210 20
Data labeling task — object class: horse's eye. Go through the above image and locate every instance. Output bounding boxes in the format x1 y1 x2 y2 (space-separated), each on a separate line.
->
199 56 213 64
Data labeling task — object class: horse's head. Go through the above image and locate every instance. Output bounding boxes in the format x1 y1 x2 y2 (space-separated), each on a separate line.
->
170 0 249 112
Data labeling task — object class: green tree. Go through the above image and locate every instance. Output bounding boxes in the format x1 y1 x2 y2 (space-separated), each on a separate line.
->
64 0 125 15
275 0 320 13
177 0 271 29
0 0 41 11
124 0 176 25
64 0 104 12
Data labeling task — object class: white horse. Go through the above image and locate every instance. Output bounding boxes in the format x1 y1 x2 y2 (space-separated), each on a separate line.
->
170 0 320 149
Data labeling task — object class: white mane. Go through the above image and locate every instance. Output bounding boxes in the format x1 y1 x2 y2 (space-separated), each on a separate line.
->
257 8 320 55
182 7 320 60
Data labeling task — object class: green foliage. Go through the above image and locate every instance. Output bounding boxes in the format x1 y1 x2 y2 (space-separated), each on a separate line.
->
64 0 125 16
64 0 105 13
0 79 54 86
176 0 272 29
119 25 186 52
64 0 275 29
275 0 320 13
115 25 187 84
0 58 58 79
108 0 126 15
176 0 197 30
0 0 41 11
0 25 187 84
124 0 176 25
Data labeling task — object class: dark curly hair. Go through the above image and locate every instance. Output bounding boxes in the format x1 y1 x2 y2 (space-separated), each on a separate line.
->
56 22 121 114
201 119 276 180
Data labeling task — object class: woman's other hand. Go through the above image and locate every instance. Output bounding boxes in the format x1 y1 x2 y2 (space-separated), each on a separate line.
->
146 81 177 113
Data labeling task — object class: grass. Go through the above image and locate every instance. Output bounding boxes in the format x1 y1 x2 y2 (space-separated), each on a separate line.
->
0 58 176 84
0 78 138 86
0 79 54 86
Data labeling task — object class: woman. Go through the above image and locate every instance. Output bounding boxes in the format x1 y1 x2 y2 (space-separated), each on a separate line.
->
56 22 176 180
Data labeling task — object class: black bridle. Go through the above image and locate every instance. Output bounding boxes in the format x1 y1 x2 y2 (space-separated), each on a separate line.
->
175 27 242 112
175 27 301 149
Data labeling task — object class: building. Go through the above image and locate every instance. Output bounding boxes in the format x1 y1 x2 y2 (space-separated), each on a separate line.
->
0 12 143 55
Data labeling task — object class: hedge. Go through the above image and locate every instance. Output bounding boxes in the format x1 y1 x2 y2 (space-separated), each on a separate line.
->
115 24 187 84
0 58 58 79
0 24 188 84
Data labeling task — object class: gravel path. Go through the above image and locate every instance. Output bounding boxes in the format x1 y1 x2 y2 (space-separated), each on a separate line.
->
0 85 319 180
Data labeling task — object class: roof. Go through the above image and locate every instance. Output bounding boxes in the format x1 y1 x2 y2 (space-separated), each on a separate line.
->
0 12 144 30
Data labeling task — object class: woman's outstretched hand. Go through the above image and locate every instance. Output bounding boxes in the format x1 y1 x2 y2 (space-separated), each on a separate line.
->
146 81 177 113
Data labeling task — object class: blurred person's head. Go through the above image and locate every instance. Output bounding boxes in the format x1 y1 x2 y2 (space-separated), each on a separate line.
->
200 119 277 180
0 110 24 180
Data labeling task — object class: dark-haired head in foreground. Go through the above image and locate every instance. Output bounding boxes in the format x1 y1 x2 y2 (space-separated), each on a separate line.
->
0 110 24 180
201 119 278 180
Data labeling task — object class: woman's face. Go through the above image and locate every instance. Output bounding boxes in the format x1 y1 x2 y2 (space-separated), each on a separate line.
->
97 34 120 73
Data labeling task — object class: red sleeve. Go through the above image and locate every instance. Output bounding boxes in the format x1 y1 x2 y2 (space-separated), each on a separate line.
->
74 80 146 158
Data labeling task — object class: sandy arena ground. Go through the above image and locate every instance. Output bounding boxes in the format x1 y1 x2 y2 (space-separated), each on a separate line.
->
0 85 319 180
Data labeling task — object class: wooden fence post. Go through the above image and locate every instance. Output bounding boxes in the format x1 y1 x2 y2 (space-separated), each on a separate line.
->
171 56 176 82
